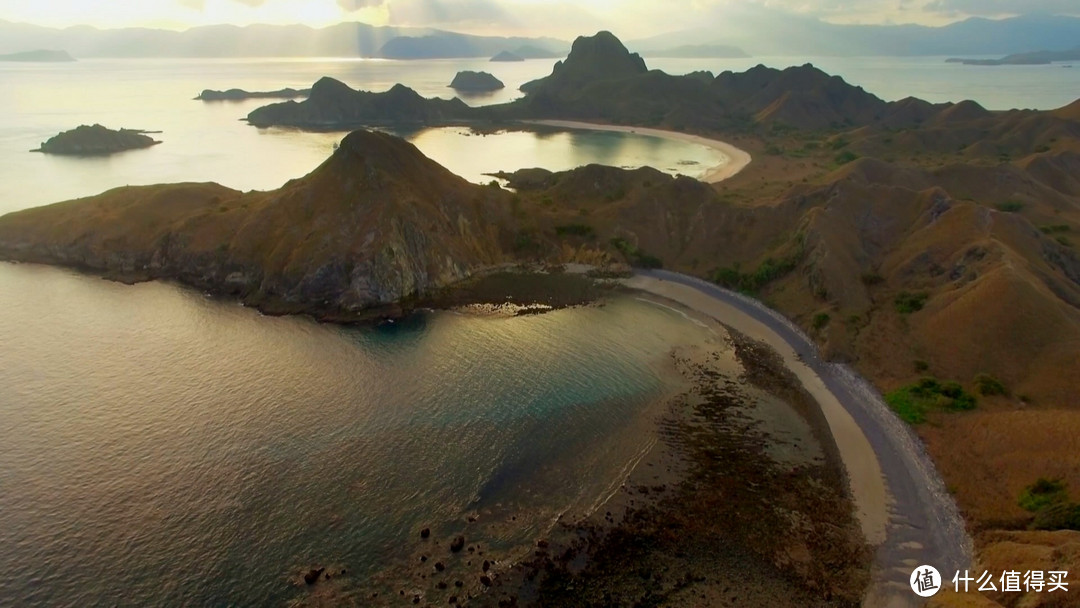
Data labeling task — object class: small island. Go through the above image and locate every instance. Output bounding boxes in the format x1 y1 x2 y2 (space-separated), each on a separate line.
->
195 87 310 101
490 50 524 62
0 49 75 62
32 124 161 156
448 70 505 92
947 47 1080 66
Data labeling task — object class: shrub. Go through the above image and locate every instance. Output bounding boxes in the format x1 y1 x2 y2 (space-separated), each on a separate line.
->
1032 502 1080 531
861 272 884 286
1020 478 1068 513
812 313 831 330
554 224 595 238
914 360 930 373
885 377 977 424
996 201 1024 213
834 150 860 165
1040 224 1071 234
974 374 1008 397
894 291 929 314
609 237 663 269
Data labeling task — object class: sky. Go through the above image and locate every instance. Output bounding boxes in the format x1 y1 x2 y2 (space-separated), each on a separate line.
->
2 0 1079 38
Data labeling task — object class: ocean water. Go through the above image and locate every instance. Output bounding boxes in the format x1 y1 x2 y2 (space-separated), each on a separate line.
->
0 262 724 605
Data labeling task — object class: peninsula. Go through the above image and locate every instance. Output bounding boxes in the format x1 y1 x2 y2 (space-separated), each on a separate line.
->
0 49 75 62
195 87 310 101
947 46 1080 65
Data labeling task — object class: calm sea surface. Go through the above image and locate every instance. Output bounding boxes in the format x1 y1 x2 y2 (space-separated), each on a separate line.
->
0 54 1071 605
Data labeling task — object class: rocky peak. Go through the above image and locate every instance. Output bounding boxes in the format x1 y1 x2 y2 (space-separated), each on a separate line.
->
520 31 647 95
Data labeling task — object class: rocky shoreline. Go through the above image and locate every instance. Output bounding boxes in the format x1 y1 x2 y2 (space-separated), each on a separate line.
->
286 297 871 607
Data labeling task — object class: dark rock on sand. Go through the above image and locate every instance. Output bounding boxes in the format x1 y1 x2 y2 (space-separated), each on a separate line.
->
450 536 466 553
304 567 325 585
420 527 431 539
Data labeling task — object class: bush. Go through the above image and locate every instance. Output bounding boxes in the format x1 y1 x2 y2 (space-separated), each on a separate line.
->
894 291 929 314
609 237 663 269
860 272 884 286
885 377 977 424
974 374 1008 397
996 201 1024 213
554 224 595 238
914 360 929 373
1040 224 1071 234
1020 478 1068 513
1031 502 1080 531
812 313 831 330
834 150 860 165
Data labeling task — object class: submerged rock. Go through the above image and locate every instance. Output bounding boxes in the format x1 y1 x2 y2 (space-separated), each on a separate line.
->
450 536 466 552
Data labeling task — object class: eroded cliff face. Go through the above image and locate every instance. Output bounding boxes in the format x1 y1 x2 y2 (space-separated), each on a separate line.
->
0 129 512 316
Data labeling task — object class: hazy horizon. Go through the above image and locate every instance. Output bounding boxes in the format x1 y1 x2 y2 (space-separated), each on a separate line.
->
3 0 1080 39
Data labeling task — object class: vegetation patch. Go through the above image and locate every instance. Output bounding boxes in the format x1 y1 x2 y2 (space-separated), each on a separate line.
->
885 377 977 424
893 291 929 314
554 223 596 239
860 272 884 286
996 201 1025 213
710 236 805 295
812 312 831 330
974 373 1008 397
609 237 663 269
1019 478 1080 531
1040 224 1071 234
834 150 860 165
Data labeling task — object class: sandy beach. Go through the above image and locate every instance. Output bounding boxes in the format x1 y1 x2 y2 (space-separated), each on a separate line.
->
624 270 972 607
523 120 753 183
623 273 890 544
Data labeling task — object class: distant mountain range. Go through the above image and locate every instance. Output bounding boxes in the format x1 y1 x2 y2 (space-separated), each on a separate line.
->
0 19 565 59
3 9 1080 59
630 8 1080 57
0 49 74 62
947 47 1080 66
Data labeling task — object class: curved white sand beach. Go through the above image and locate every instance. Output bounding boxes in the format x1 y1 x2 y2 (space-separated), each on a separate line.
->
523 119 753 183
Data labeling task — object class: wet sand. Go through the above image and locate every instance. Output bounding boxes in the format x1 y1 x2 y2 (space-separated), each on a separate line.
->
521 120 753 183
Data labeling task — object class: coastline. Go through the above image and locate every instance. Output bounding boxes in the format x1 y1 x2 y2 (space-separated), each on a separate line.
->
624 270 972 606
521 119 753 183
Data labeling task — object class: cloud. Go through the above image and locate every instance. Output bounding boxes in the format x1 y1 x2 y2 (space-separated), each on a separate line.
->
337 0 387 10
924 0 1080 16
179 0 270 9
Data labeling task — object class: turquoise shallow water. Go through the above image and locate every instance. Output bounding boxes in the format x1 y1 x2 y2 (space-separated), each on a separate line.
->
0 262 720 606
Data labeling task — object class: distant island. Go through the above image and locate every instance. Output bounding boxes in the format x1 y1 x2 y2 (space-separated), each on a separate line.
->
245 78 470 128
947 46 1080 65
195 87 310 101
32 124 161 155
645 44 749 58
490 50 524 62
376 35 565 60
0 49 75 62
448 71 504 92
